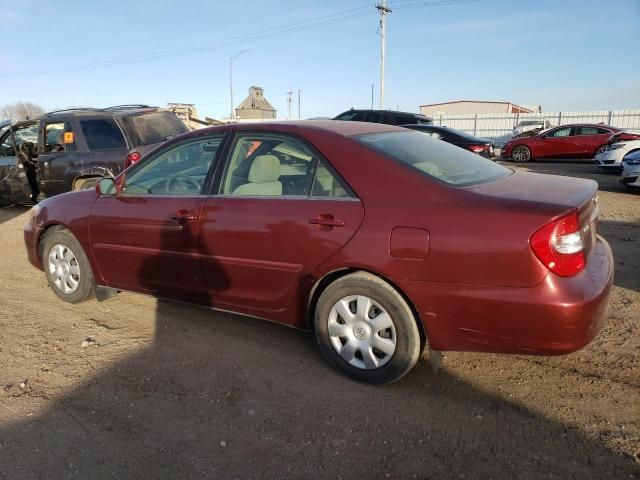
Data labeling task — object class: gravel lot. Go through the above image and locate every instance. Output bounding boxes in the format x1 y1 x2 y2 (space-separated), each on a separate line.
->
0 161 638 480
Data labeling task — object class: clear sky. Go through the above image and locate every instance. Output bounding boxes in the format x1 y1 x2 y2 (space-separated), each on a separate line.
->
1 0 639 119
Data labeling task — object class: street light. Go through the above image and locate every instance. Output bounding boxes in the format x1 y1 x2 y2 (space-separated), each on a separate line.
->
229 49 249 122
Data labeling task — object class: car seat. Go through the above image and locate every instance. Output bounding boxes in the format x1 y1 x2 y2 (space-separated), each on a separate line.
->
233 154 282 196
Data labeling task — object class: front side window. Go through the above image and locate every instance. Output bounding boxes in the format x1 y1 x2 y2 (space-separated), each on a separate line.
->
221 133 353 198
356 130 510 187
123 136 223 195
81 119 127 150
44 122 66 152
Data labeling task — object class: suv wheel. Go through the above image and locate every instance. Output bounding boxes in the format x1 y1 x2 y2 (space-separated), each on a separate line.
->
74 177 101 191
42 228 95 303
314 271 422 384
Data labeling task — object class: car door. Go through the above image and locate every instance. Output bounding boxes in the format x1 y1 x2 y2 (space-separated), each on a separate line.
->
89 134 226 302
37 119 84 197
0 122 38 204
574 126 611 157
198 132 364 314
537 126 579 158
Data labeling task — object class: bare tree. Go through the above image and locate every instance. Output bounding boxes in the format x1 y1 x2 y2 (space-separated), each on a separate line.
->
0 102 45 122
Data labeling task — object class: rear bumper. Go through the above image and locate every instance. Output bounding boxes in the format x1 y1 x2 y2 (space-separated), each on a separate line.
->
404 237 613 355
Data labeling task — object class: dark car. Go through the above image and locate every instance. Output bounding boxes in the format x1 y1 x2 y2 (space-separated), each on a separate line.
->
501 124 620 162
402 124 495 158
0 105 188 204
334 108 432 126
24 121 612 384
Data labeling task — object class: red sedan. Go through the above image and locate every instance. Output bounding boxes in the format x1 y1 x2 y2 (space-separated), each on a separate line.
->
502 123 619 162
24 121 613 384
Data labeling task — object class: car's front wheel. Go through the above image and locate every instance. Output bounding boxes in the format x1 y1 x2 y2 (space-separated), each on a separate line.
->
314 272 422 384
512 145 531 162
42 228 95 303
73 177 101 191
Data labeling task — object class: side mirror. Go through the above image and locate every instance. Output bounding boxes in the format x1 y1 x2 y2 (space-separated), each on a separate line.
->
96 177 116 196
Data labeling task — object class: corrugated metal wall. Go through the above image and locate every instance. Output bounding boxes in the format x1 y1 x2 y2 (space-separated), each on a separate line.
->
433 109 640 146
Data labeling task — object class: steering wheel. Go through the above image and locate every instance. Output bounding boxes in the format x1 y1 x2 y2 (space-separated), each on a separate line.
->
165 175 200 194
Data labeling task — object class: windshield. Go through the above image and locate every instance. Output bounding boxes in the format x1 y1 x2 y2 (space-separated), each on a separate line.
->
356 130 511 187
128 111 189 146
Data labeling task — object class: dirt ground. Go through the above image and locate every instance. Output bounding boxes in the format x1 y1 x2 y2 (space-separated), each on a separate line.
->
0 161 638 480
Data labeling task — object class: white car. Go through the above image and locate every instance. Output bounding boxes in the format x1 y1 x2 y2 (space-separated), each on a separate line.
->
620 150 640 189
595 139 640 170
512 119 553 138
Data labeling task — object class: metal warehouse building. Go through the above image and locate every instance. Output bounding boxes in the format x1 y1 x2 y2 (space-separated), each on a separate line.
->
420 100 537 116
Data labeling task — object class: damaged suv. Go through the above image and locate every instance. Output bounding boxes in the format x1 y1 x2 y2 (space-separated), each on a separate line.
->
0 105 188 205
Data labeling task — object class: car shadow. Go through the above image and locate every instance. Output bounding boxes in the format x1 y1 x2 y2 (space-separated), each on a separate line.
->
598 219 640 293
0 205 29 226
0 298 638 479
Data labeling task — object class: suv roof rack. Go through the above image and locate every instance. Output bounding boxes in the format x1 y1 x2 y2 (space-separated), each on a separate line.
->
103 104 154 111
43 107 103 116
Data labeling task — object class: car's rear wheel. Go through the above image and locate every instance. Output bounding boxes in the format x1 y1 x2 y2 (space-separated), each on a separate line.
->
42 228 95 303
73 177 101 191
512 145 531 162
314 271 422 384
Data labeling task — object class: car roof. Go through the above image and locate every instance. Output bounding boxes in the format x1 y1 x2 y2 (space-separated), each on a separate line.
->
179 120 405 140
552 123 617 129
41 105 161 120
339 109 431 118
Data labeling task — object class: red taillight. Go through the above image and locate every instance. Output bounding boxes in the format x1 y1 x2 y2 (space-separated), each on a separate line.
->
124 151 141 169
468 145 487 153
530 211 586 277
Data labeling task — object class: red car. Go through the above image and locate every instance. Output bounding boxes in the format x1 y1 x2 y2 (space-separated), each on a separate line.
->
24 121 613 384
502 123 620 162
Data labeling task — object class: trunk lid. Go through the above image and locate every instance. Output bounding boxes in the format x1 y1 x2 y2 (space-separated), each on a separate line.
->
468 171 600 256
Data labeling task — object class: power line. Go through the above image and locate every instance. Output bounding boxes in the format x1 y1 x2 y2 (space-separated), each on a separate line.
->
0 5 374 78
25 0 342 62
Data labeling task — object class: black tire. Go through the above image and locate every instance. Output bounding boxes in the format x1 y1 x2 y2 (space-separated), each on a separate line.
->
314 271 422 384
511 145 531 162
73 177 101 191
42 228 95 304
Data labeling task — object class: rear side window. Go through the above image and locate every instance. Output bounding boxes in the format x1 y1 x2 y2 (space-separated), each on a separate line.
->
81 119 127 151
128 111 189 147
356 130 510 187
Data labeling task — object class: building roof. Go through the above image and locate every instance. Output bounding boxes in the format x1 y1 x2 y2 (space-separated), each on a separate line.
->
236 86 276 112
420 100 534 113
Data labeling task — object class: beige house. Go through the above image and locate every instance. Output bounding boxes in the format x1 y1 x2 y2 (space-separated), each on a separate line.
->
235 86 277 120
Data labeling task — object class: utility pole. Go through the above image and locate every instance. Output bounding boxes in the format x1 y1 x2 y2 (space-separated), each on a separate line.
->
229 49 248 121
376 1 391 109
297 89 302 119
286 90 294 120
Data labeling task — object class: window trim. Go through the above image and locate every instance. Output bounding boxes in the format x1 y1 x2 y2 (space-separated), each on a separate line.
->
213 131 358 200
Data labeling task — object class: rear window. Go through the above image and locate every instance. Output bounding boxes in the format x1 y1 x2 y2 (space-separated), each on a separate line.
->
128 111 188 146
81 119 127 150
356 130 510 187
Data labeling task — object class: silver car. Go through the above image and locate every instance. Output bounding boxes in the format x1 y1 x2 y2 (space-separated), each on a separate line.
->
620 150 640 189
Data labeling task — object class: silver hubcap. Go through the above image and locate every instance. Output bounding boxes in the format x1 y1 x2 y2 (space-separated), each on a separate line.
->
48 244 80 294
328 295 396 370
512 146 530 162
